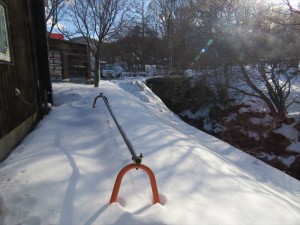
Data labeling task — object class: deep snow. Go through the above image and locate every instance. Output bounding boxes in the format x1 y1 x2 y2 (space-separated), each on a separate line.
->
0 80 300 225
180 70 300 173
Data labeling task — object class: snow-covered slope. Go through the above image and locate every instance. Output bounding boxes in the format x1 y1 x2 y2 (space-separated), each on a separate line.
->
0 80 299 225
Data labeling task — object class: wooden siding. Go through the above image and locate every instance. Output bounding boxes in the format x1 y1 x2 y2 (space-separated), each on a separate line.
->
48 38 91 81
0 0 50 161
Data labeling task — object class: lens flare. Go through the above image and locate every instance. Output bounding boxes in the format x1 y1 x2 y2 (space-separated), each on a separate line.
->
207 39 213 47
194 38 214 62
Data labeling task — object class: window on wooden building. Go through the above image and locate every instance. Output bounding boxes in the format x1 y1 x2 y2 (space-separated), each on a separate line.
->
0 2 11 63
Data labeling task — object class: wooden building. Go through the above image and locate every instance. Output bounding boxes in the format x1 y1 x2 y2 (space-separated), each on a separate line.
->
48 38 91 81
0 0 52 161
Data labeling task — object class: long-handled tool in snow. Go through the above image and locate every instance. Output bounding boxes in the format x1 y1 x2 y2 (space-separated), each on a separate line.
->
93 93 161 204
93 92 143 164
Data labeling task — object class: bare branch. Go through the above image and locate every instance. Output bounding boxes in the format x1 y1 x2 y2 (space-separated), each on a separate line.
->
65 0 130 87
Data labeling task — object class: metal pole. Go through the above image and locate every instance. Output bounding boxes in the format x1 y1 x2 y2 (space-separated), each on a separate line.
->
93 93 143 164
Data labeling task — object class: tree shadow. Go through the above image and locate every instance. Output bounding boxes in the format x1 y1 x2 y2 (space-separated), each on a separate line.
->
54 131 80 225
83 204 109 225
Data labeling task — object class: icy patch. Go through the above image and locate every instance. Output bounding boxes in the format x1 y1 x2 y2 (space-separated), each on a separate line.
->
258 153 296 167
275 124 299 142
180 107 210 119
286 142 300 153
278 156 296 167
258 152 277 161
224 113 237 123
249 115 273 125
239 107 249 113
247 131 260 141
238 97 269 114
240 129 260 141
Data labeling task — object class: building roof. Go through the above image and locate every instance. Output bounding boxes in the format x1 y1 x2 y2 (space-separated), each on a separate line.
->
48 33 64 40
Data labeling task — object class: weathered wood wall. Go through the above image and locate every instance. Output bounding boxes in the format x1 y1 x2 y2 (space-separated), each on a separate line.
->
0 0 51 161
48 38 91 81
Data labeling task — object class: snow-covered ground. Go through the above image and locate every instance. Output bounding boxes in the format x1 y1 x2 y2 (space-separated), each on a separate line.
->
180 68 300 174
0 80 300 225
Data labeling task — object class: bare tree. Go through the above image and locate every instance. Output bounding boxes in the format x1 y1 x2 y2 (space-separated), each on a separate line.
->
45 0 69 36
234 63 299 118
66 0 129 87
284 0 300 14
147 0 199 71
216 0 300 119
132 0 150 40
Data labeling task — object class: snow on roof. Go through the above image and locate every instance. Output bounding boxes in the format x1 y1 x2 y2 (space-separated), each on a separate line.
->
0 80 300 225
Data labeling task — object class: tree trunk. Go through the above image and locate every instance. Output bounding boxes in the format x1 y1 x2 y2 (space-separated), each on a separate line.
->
239 65 278 116
94 54 100 87
94 52 100 87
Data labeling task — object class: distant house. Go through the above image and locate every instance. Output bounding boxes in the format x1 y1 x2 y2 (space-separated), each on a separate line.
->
71 36 99 46
71 36 100 77
0 0 52 161
48 37 91 81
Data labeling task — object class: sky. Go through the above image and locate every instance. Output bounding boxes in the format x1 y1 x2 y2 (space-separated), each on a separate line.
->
271 0 299 7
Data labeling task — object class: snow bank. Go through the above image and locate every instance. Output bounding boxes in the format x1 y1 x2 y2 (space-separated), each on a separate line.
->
0 80 300 225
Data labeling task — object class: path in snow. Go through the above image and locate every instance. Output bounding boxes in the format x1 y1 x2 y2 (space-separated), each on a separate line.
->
0 80 299 225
